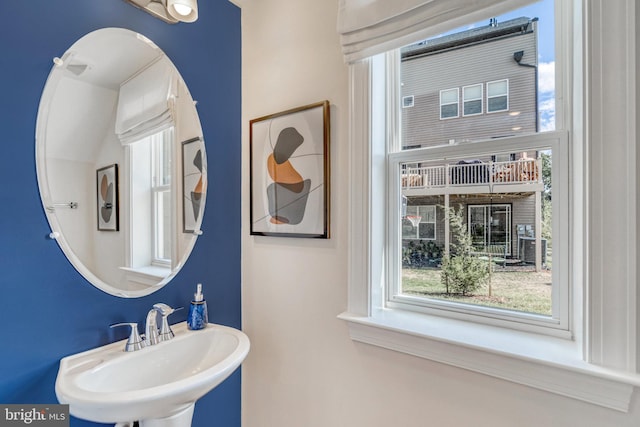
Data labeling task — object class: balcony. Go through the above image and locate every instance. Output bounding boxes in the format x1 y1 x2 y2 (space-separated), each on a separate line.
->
401 158 543 196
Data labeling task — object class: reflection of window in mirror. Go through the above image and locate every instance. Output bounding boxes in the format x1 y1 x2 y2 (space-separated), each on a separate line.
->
128 127 175 279
152 130 172 267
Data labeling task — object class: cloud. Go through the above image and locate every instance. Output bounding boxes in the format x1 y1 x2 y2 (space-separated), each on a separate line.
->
539 97 555 132
537 61 555 131
538 61 555 93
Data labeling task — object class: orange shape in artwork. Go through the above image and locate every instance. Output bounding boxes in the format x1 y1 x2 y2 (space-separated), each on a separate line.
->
267 154 303 184
100 174 109 200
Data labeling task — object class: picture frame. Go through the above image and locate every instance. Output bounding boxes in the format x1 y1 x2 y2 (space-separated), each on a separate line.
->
96 164 119 231
182 137 207 233
250 100 330 238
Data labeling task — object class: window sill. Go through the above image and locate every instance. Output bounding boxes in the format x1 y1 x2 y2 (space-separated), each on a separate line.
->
338 309 640 412
120 266 169 287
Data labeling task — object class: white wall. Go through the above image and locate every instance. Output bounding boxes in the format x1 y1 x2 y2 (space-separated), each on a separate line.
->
240 0 640 425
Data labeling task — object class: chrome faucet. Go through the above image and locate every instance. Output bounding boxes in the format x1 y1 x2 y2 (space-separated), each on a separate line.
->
110 303 181 352
145 307 161 346
145 303 181 347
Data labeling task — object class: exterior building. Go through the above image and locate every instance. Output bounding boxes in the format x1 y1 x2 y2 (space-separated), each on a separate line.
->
400 16 546 269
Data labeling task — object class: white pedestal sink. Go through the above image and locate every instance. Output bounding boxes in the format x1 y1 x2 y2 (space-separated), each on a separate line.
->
55 322 250 427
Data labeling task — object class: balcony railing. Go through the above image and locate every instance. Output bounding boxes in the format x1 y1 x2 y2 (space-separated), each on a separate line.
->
401 158 541 190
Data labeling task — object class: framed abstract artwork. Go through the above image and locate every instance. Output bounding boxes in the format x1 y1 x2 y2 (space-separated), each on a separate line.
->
96 164 119 231
182 137 207 233
250 100 330 238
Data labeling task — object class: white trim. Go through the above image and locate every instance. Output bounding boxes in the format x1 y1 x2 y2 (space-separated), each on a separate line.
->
584 0 637 370
339 310 640 412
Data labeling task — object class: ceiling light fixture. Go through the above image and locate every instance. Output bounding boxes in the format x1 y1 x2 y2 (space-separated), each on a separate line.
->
123 0 198 24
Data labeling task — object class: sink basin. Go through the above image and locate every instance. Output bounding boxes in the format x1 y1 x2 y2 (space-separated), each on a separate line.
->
55 322 250 426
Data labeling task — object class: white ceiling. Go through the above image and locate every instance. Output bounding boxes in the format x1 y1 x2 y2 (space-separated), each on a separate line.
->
43 28 166 162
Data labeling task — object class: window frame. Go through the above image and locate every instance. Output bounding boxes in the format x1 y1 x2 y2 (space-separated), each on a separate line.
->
439 87 459 119
388 130 568 334
462 83 483 116
486 79 509 113
340 0 640 412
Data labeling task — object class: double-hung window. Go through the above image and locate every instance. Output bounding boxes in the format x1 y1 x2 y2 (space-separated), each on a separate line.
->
339 0 640 412
462 84 483 116
150 130 172 267
487 79 509 113
439 88 459 119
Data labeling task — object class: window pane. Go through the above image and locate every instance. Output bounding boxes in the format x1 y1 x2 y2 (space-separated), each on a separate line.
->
418 223 435 240
441 104 458 118
403 95 414 108
463 85 482 100
155 190 172 261
487 80 508 97
464 99 482 115
440 88 458 104
399 149 553 316
488 96 508 112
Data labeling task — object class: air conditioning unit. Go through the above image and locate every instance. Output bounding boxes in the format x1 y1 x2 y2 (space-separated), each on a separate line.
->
518 237 547 264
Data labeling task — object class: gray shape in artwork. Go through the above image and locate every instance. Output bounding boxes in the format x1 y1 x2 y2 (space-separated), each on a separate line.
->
273 127 304 164
191 191 202 221
101 182 113 223
189 148 203 222
193 149 202 172
266 179 312 225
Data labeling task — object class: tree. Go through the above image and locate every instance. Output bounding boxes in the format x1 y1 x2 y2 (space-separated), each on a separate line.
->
540 151 552 242
440 205 491 295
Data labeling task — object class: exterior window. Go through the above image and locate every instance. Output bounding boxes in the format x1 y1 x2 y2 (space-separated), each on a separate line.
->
463 84 483 116
403 205 436 240
439 88 459 119
487 79 509 112
402 95 414 108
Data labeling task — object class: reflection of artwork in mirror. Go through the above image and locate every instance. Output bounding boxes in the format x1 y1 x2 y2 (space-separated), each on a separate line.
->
182 137 205 233
250 100 330 238
97 164 119 231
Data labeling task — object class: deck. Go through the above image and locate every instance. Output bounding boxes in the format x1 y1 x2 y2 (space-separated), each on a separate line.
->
401 158 543 196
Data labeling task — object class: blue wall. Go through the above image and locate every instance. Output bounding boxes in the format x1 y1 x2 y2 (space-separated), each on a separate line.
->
0 1 241 426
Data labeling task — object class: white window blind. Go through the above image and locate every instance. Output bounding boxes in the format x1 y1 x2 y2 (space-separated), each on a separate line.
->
115 56 177 145
337 0 537 63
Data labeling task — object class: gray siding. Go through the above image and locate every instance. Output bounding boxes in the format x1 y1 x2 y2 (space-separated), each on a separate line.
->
401 31 538 148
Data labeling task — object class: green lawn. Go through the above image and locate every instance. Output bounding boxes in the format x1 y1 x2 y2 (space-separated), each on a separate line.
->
402 267 552 315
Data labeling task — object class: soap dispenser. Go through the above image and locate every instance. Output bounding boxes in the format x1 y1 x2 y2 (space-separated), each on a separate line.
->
187 283 208 330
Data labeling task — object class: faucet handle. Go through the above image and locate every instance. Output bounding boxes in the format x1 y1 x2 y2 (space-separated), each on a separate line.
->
153 303 180 316
110 322 145 352
153 303 183 342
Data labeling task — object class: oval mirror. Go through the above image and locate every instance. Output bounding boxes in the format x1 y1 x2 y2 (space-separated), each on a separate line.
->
36 28 207 298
